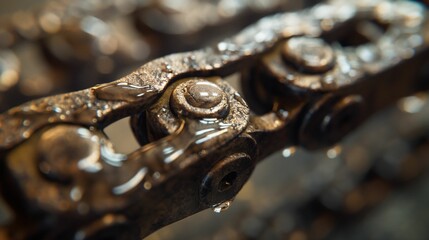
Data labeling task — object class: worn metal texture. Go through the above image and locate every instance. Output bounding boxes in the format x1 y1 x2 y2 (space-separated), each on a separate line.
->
0 0 300 114
0 0 428 239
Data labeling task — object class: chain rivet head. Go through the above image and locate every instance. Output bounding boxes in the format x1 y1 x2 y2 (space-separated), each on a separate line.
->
282 36 335 74
185 81 224 108
171 79 229 118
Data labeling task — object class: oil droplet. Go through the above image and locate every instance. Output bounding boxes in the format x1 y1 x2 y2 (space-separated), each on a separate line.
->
161 62 173 73
112 167 147 195
282 147 296 158
184 55 198 69
70 187 83 201
22 130 31 138
327 145 342 159
217 42 234 52
53 106 62 113
397 94 427 113
322 75 336 88
212 200 233 213
153 171 161 179
143 181 152 190
278 109 289 119
22 119 31 126
286 73 295 81
92 82 156 102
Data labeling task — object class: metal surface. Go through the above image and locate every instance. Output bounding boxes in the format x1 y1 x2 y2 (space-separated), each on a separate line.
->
0 0 428 239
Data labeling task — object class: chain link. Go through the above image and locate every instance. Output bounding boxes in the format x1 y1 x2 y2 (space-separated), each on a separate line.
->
0 0 428 239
